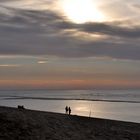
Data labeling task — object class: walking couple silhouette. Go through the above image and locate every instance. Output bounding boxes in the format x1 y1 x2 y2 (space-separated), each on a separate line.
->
65 106 71 115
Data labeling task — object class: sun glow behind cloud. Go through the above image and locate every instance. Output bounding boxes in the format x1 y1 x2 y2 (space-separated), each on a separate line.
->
61 0 105 23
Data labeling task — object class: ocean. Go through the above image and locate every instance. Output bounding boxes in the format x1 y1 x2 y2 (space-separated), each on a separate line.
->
0 89 140 123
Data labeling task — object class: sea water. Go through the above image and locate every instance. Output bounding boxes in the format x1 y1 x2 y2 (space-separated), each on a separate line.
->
0 89 140 123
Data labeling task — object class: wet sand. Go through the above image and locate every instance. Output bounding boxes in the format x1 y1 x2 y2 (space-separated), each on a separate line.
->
0 106 140 140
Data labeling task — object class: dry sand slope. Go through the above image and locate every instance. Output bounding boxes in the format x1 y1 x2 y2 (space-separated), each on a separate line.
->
0 106 140 140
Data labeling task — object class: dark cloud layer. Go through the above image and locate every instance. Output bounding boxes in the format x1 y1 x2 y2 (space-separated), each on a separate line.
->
0 6 140 60
78 23 140 38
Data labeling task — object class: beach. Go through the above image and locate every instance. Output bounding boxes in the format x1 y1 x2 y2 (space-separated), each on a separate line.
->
0 106 140 140
0 89 140 123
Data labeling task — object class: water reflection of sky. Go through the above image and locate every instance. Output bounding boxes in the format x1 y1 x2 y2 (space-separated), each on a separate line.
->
0 99 140 123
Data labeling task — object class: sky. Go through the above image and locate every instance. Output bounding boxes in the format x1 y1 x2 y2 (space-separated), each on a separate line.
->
0 0 140 90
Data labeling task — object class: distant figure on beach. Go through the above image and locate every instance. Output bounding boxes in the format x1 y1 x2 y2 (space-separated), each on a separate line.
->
65 106 68 114
68 107 71 115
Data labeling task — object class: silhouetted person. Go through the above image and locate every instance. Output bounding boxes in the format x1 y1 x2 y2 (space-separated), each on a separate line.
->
65 106 68 114
68 107 71 115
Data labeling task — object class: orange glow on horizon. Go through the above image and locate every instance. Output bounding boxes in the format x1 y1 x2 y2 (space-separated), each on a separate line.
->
0 79 140 89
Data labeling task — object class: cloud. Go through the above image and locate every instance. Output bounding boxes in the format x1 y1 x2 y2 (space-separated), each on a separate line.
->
131 3 140 12
0 64 20 67
37 61 47 64
0 5 140 60
77 22 140 38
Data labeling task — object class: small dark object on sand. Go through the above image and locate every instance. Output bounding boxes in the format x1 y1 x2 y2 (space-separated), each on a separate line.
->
18 105 25 109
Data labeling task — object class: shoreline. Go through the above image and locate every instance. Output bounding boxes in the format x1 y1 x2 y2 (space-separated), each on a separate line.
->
2 96 140 103
0 106 140 140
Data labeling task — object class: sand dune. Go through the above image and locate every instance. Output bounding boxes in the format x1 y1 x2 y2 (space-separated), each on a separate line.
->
0 106 140 140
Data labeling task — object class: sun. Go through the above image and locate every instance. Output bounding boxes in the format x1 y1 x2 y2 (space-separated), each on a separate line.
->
61 0 105 23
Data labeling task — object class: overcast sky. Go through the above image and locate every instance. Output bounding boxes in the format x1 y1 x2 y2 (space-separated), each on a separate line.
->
0 0 140 89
